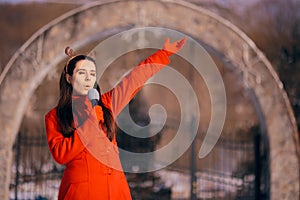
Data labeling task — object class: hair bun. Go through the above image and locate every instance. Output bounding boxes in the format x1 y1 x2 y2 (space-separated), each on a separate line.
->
65 46 75 57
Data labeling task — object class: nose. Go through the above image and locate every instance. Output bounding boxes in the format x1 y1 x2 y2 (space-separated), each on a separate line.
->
85 73 91 81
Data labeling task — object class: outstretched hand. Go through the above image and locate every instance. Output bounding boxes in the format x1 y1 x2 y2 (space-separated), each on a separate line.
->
163 37 187 56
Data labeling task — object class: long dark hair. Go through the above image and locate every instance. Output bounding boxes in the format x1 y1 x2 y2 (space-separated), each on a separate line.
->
56 55 115 140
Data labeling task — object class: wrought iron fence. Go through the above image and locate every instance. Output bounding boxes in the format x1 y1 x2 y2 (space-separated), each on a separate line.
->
10 126 269 200
10 132 64 200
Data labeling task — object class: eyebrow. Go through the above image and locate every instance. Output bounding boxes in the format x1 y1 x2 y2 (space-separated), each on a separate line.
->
77 69 96 72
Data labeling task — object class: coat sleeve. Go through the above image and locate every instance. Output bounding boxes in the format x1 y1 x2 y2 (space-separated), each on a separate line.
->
101 49 170 117
45 109 101 164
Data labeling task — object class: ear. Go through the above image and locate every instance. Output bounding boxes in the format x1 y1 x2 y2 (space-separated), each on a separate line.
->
65 74 72 84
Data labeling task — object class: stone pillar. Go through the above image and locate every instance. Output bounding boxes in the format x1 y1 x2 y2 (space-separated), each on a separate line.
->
0 148 12 199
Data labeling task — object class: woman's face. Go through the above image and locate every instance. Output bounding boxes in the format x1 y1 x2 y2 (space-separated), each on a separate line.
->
67 59 97 95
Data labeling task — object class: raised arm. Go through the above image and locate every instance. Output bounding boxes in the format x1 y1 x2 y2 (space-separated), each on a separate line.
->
101 37 186 116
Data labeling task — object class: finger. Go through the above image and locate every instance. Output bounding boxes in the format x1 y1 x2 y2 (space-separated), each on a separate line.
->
165 37 170 44
178 37 187 46
176 38 186 49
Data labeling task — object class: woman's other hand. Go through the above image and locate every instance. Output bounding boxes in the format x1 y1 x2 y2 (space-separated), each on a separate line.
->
163 37 187 56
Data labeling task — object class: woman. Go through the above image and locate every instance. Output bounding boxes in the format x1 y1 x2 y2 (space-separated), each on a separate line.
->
45 37 186 200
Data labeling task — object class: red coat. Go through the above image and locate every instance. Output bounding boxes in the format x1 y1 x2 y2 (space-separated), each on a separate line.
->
45 50 170 200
